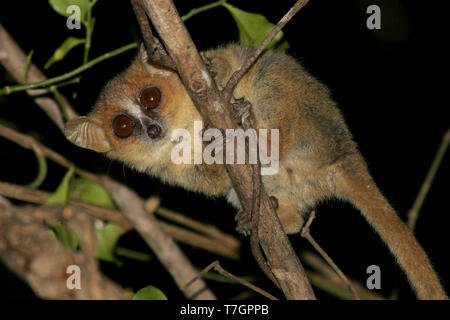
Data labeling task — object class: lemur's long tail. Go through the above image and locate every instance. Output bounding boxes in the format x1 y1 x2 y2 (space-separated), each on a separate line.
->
338 172 447 300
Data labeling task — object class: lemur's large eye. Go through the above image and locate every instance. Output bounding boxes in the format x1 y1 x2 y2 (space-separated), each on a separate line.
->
139 86 161 110
112 114 135 138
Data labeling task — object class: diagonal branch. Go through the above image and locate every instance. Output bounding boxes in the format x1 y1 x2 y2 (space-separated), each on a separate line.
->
301 211 360 300
130 0 176 71
181 260 279 300
140 0 315 299
102 177 217 299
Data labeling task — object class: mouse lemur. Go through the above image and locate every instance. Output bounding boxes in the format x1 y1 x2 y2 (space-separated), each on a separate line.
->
64 43 447 299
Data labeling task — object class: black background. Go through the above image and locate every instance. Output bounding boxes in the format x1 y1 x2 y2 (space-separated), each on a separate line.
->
0 0 448 300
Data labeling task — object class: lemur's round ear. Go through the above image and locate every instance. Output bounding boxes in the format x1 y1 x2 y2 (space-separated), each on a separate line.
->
139 43 172 78
64 116 112 153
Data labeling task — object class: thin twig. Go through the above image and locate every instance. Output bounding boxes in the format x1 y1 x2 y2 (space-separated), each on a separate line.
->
130 0 176 71
307 271 383 300
301 211 360 300
151 203 241 252
407 128 450 230
222 0 310 100
0 42 138 96
144 196 240 258
160 221 240 260
301 251 385 300
181 0 226 22
83 1 93 64
181 260 278 300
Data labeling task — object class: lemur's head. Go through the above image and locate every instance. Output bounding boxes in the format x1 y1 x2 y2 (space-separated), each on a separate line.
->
64 44 202 172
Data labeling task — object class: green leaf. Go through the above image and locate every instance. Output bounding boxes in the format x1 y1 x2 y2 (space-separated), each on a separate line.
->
45 37 85 69
46 165 76 205
48 0 90 23
222 3 284 49
132 286 168 300
70 178 115 208
276 40 290 53
96 223 123 266
52 222 80 250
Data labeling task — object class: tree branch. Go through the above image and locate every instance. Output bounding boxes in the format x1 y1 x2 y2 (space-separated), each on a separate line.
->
140 0 315 299
0 123 219 298
130 0 176 71
301 251 385 300
181 260 278 300
101 177 216 299
0 201 130 299
301 211 360 299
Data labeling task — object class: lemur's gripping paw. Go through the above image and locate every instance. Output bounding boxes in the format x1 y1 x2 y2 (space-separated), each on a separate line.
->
200 52 218 80
235 210 251 236
231 97 252 129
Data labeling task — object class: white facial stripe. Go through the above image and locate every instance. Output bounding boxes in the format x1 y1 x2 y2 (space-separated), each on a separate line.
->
121 97 143 119
120 97 150 131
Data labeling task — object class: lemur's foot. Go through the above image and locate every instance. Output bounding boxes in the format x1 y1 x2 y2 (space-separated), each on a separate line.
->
235 210 251 236
231 97 252 129
200 52 218 79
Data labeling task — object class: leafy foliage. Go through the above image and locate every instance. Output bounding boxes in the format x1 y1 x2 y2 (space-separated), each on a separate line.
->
70 178 116 208
45 37 85 69
96 223 123 266
45 165 76 205
132 285 168 300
